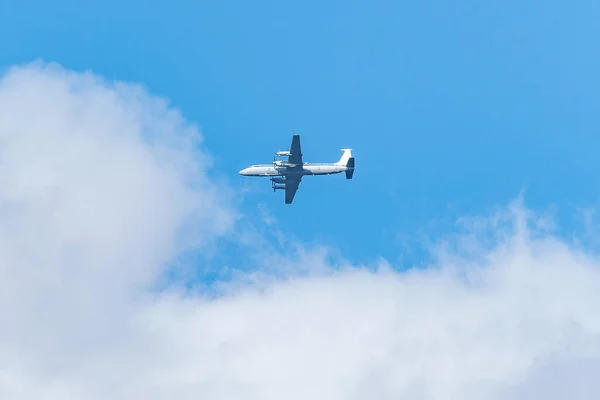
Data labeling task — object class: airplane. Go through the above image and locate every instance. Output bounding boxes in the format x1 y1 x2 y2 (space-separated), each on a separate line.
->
239 134 355 204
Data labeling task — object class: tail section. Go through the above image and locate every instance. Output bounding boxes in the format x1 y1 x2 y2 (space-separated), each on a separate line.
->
335 149 355 179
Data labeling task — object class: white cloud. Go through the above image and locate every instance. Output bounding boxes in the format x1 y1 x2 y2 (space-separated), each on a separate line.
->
1 62 600 399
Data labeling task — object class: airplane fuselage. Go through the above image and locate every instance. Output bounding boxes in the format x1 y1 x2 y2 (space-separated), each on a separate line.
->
239 163 347 177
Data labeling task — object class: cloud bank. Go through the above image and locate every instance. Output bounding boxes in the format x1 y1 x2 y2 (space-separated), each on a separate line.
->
1 62 600 399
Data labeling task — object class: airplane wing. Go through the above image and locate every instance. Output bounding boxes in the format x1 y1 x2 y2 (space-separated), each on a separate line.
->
288 134 303 166
284 176 302 204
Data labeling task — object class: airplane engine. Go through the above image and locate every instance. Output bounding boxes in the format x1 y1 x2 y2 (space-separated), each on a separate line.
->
272 183 286 192
272 160 296 167
270 177 286 184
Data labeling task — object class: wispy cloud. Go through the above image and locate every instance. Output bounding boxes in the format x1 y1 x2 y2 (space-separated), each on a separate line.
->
1 62 600 400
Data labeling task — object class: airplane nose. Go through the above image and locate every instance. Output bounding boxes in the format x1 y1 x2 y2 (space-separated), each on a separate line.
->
239 168 247 175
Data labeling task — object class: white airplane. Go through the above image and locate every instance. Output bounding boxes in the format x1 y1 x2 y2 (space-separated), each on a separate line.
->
239 134 355 204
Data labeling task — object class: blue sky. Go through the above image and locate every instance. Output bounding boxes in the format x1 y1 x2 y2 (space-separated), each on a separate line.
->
2 0 600 268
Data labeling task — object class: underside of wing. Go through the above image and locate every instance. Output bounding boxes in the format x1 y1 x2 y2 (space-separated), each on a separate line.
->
284 177 301 204
288 134 303 166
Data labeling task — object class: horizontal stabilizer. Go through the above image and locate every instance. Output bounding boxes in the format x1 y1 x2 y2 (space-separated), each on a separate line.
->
345 157 355 179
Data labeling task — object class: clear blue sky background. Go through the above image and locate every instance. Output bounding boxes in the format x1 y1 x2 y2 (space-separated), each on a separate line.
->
2 0 600 269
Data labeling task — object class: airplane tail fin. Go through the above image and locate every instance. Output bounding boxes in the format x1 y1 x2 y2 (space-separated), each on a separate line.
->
336 149 353 166
335 149 355 179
